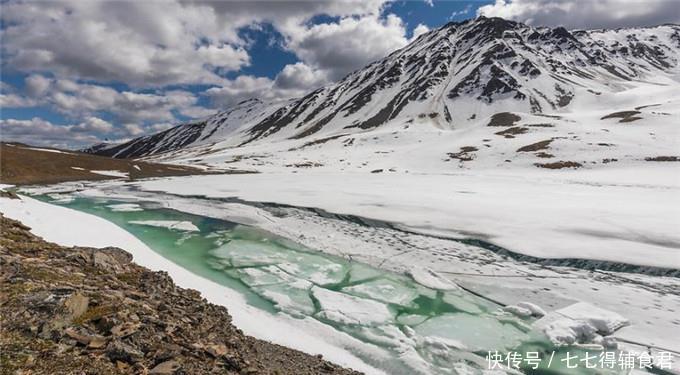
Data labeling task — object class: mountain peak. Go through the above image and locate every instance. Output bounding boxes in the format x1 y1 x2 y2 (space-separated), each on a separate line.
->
87 19 680 159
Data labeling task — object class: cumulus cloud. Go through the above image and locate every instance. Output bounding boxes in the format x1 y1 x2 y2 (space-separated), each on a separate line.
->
71 117 114 133
0 93 36 108
477 0 680 29
274 62 328 91
21 76 210 124
0 1 249 87
411 24 431 40
205 76 279 108
0 0 391 88
282 14 409 81
0 117 103 148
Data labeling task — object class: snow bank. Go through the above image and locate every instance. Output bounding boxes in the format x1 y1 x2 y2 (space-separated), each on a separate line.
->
0 195 386 374
90 170 128 178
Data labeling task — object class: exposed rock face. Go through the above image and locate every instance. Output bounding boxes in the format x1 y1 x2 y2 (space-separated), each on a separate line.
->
0 215 360 375
84 17 680 159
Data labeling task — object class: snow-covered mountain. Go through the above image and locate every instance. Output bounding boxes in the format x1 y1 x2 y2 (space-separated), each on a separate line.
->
86 17 680 168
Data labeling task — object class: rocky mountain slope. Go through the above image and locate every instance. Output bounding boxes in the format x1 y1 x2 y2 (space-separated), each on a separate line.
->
85 17 680 162
0 211 359 374
0 142 219 185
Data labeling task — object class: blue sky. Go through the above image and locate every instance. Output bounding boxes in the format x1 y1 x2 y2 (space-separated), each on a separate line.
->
1 0 677 148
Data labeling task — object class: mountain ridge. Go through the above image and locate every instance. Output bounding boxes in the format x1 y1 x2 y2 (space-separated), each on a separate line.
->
85 16 680 160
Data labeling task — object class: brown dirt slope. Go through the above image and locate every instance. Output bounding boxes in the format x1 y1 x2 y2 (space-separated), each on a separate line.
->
0 143 218 185
0 213 361 375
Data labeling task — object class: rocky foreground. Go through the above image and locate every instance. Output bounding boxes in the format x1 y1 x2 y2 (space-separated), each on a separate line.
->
0 213 360 375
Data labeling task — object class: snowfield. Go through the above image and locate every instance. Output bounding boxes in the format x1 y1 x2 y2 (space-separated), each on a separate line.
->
134 167 680 270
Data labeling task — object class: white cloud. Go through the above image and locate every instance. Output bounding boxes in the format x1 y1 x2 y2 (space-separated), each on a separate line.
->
274 62 328 91
411 24 431 40
0 117 102 148
1 1 249 87
0 0 392 88
72 116 114 133
179 106 217 119
449 4 473 20
24 74 52 97
282 14 409 80
0 93 36 108
21 75 210 124
205 76 278 108
123 123 145 136
477 0 680 29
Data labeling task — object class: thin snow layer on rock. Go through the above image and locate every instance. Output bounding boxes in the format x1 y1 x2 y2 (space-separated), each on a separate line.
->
90 170 128 178
312 286 393 326
0 195 386 375
107 203 143 212
129 220 200 232
407 268 461 291
134 167 680 270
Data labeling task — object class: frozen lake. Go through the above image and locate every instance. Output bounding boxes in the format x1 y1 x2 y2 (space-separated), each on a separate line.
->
31 192 635 374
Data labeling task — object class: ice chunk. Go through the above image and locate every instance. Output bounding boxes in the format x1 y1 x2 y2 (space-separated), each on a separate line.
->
343 277 418 306
407 268 460 291
396 314 429 326
107 203 143 212
533 312 598 346
348 263 383 283
129 220 199 232
254 280 315 316
555 302 628 335
414 313 528 352
312 286 392 325
278 253 347 285
441 293 485 315
210 240 287 267
503 305 533 318
516 301 546 317
232 265 297 287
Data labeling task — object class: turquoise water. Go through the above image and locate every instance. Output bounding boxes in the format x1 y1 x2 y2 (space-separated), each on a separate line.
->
36 193 624 375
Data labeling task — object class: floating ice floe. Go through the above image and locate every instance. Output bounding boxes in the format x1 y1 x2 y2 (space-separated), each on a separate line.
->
129 220 200 232
107 203 143 212
407 267 461 291
312 286 393 325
